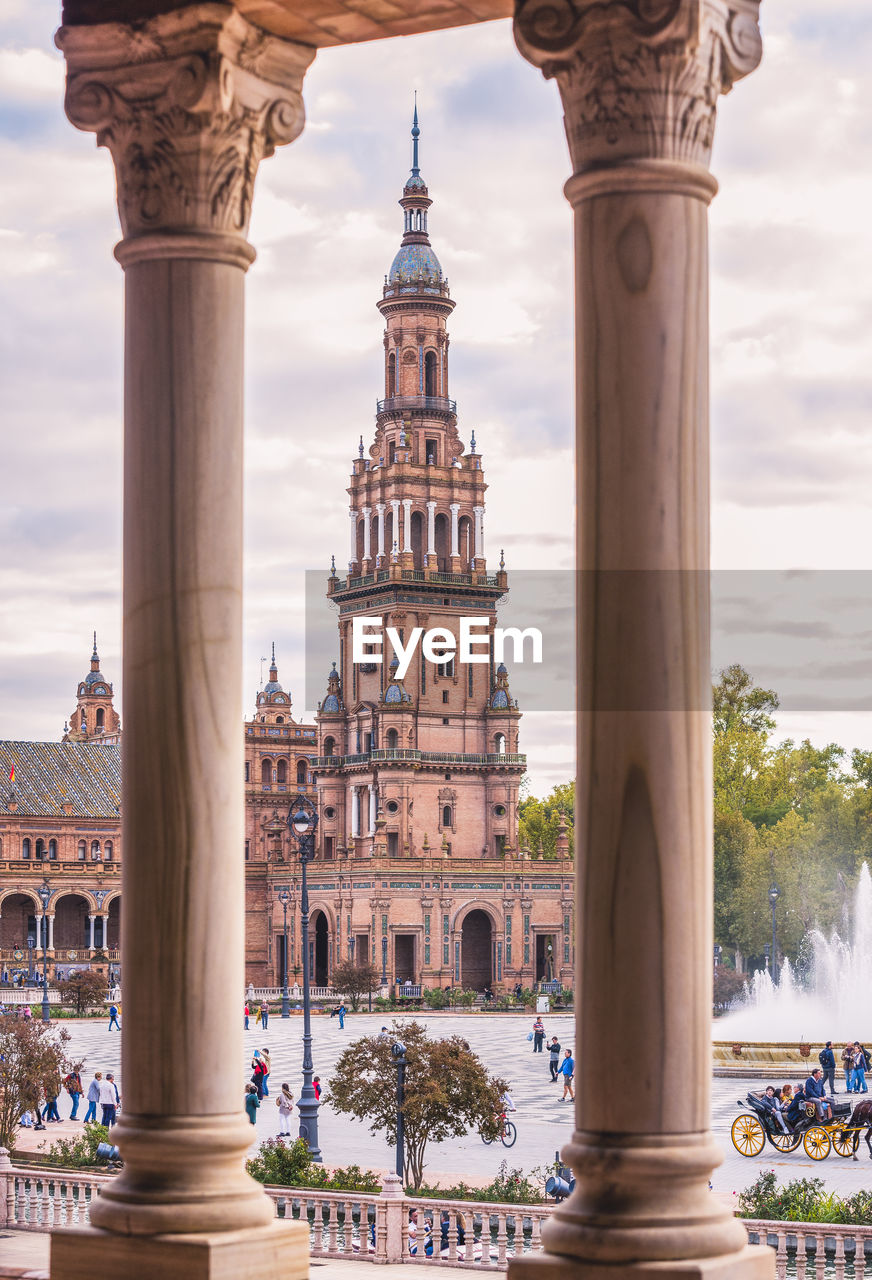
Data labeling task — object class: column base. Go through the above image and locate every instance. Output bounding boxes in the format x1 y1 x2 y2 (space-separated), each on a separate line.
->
509 1244 774 1280
51 1219 308 1280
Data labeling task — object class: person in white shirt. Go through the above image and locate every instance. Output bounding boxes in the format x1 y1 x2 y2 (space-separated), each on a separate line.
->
99 1073 120 1127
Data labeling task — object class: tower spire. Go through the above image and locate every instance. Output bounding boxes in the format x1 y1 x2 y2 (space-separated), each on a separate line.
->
411 93 420 179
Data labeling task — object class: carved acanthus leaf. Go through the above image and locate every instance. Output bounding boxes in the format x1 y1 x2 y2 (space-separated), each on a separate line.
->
514 0 761 172
57 4 315 239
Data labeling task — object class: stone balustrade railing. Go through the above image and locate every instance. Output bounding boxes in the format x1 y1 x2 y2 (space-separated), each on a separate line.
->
743 1219 872 1279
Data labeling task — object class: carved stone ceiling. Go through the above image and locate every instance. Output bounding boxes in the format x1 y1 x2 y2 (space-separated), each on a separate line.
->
61 0 514 45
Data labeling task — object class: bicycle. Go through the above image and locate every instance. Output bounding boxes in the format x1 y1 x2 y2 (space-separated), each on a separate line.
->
482 1112 517 1148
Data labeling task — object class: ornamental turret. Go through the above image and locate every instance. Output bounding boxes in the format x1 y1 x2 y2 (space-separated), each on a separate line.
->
64 633 121 744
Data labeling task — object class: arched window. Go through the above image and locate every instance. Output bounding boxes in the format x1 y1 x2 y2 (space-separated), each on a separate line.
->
442 805 453 828
425 350 438 397
22 837 31 859
261 758 272 786
388 352 396 397
81 710 87 730
78 840 86 861
276 715 284 724
244 762 250 782
105 841 113 861
96 707 105 729
494 733 506 756
323 736 335 758
91 840 102 861
277 759 288 784
35 838 46 861
385 728 399 749
296 759 308 785
48 839 57 860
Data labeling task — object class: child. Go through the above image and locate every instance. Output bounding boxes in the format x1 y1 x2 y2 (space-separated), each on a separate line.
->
244 1083 259 1125
276 1083 295 1135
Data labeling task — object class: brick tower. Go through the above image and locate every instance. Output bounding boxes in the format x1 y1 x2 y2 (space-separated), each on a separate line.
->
312 110 544 994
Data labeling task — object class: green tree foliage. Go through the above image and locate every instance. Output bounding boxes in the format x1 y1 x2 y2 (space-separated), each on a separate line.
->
712 665 872 967
330 960 381 1012
518 781 574 858
329 1020 508 1190
57 970 108 1016
0 1016 71 1151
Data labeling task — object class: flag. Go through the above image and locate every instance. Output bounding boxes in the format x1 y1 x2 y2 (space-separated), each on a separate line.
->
8 764 14 784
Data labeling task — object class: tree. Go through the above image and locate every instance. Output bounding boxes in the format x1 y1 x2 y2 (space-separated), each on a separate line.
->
713 664 778 737
57 969 107 1016
0 1016 72 1151
330 960 381 1011
518 780 574 857
330 1020 508 1189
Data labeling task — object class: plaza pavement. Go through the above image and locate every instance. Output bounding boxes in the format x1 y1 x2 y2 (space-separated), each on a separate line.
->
11 1012 872 1197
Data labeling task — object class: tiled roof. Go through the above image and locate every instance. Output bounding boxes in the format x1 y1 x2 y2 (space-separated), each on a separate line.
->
0 741 121 819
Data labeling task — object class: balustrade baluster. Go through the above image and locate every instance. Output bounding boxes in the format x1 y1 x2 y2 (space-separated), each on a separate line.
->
775 1228 788 1280
815 1232 826 1280
497 1211 508 1265
344 1198 355 1253
834 1232 846 1280
448 1208 459 1262
797 1233 808 1280
328 1197 338 1252
63 1180 74 1226
311 1198 323 1255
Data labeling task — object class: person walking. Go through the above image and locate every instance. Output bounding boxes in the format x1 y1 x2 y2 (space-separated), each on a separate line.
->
276 1083 295 1135
243 1002 250 1030
83 1072 101 1124
42 1076 62 1123
260 1000 269 1030
819 1042 837 1095
99 1073 118 1127
532 1016 546 1053
547 1036 562 1082
842 1044 855 1093
559 1048 575 1101
852 1043 868 1093
251 1049 266 1099
312 1076 321 1100
245 1084 260 1126
261 1047 271 1097
107 1002 120 1031
64 1067 83 1120
338 1003 346 1029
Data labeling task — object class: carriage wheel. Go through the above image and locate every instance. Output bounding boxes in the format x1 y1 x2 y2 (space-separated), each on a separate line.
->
832 1129 859 1158
769 1130 802 1153
731 1114 765 1157
803 1127 831 1160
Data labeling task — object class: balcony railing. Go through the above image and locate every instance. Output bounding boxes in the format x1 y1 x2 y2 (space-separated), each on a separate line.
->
312 750 526 769
376 395 456 415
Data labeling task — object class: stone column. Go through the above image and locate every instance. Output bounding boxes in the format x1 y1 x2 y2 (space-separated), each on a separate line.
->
351 788 361 839
362 505 372 563
391 498 401 551
368 784 377 835
472 505 484 563
46 915 55 953
88 914 96 951
511 4 770 1280
426 500 437 566
376 502 386 561
402 499 413 553
349 506 357 568
449 503 460 555
55 7 314 1277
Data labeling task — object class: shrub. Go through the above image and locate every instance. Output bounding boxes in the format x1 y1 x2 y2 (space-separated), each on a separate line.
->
422 988 448 1009
246 1137 381 1192
415 1162 545 1205
737 1172 872 1225
42 1123 110 1168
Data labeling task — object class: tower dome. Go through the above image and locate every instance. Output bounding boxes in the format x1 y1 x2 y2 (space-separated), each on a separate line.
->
386 102 445 294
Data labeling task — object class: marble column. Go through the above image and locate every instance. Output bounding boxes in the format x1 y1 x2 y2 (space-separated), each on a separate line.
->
55 7 314 1277
368 785 377 835
88 914 96 951
426 500 437 566
449 503 460 557
362 505 372 563
47 915 55 953
472 505 484 563
402 498 413 553
349 506 357 568
511 3 770 1280
376 502 386 562
351 788 361 839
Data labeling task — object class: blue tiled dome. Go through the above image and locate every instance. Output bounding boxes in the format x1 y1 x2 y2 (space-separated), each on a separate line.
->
389 242 442 286
491 689 509 709
323 694 340 712
385 684 403 704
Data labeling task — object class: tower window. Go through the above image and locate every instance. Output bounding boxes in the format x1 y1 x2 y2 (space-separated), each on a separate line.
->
91 841 102 861
245 762 250 782
48 839 57 860
277 759 288 785
442 690 449 704
297 759 309 784
22 837 31 859
388 352 396 398
442 805 453 828
261 759 272 786
389 441 396 464
386 728 399 749
323 736 335 757
425 438 437 465
78 840 86 861
442 717 449 725
494 734 507 756
96 707 105 730
424 351 438 398
245 840 250 861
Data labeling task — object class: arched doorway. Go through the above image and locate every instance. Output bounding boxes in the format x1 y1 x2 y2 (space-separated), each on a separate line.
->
107 898 121 950
54 894 91 951
0 893 38 951
461 909 492 991
311 910 329 986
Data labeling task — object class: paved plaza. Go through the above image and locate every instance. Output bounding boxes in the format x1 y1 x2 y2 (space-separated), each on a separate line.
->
18 1012 872 1197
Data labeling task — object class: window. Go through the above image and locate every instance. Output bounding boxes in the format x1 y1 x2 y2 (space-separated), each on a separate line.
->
389 441 396 464
35 838 45 861
261 758 272 786
425 438 437 464
386 800 399 815
91 841 102 861
495 835 506 856
324 836 334 860
442 805 453 828
296 759 308 784
277 759 287 785
78 840 86 861
245 840 250 861
442 717 449 725
96 707 105 730
387 832 399 857
385 728 399 749
276 715 284 724
48 839 57 860
324 806 336 819
442 690 449 703
244 761 250 782
494 804 507 817
364 732 372 753
437 658 454 678
424 351 437 397
105 841 113 861
388 352 396 397
22 837 31 859
323 736 335 757
494 733 507 755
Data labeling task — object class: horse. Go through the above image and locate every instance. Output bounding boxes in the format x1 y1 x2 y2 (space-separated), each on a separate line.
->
846 1100 872 1159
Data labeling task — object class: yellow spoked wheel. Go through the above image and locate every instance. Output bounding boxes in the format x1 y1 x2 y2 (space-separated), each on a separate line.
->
803 1127 831 1160
832 1129 859 1158
769 1130 802 1153
732 1114 766 1157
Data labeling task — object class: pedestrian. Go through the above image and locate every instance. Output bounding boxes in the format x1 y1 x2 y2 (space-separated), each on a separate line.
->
243 1002 250 1030
22 1005 32 1021
99 1072 119 1127
108 1002 120 1031
378 1026 390 1039
853 1043 868 1093
261 1047 271 1097
338 1004 346 1029
842 1043 855 1093
42 1077 62 1123
245 1083 259 1125
260 1000 269 1029
251 1049 266 1099
560 1048 575 1101
819 1041 836 1095
276 1083 294 1135
83 1072 102 1123
547 1036 562 1082
64 1067 83 1120
532 1016 545 1053
312 1076 321 1100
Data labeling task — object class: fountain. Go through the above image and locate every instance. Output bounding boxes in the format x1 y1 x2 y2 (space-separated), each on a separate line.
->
713 863 872 1073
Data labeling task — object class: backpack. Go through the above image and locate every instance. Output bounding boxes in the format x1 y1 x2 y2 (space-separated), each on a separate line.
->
818 1050 828 1067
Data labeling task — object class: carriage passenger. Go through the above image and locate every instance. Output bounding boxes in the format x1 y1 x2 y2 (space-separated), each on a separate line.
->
805 1069 833 1121
786 1083 808 1128
760 1086 790 1134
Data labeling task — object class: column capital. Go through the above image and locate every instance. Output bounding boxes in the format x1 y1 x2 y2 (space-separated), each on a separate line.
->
513 0 761 178
57 3 316 247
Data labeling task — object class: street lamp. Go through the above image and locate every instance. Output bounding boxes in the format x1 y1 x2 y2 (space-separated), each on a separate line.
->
547 940 553 984
381 935 388 986
37 883 51 1022
26 934 35 984
278 889 291 1019
713 944 722 969
288 793 321 1162
763 942 770 971
392 1039 407 1182
769 883 780 985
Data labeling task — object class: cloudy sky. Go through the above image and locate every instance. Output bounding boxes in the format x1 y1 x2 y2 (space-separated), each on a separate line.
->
1 1 871 793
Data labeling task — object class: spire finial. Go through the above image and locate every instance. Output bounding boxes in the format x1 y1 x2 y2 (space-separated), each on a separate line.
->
271 641 276 666
500 548 505 570
470 429 477 453
330 554 336 574
411 92 420 177
359 435 364 459
92 631 98 659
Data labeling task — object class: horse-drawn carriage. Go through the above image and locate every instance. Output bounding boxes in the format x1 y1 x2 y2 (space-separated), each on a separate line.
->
731 1091 865 1161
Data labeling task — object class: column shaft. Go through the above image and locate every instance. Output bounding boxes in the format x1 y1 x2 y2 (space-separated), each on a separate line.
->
402 499 413 552
349 507 357 566
449 503 460 557
426 501 436 557
362 506 372 561
376 503 386 558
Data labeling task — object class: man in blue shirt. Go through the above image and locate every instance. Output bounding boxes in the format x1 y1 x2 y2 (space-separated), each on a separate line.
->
805 1068 832 1121
560 1049 575 1101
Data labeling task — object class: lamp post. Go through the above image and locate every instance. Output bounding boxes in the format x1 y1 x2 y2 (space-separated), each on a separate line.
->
278 889 291 1019
381 935 388 986
392 1039 407 1182
26 934 35 985
288 793 321 1161
547 940 553 984
763 943 770 971
769 883 780 985
713 944 721 970
37 883 51 1022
